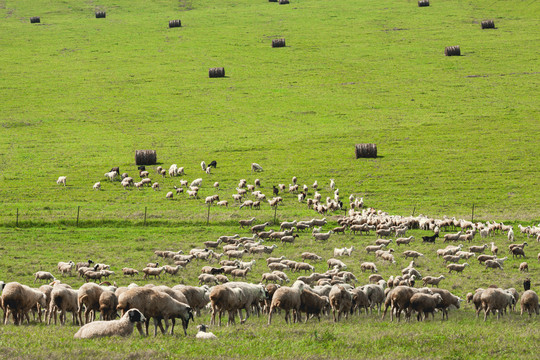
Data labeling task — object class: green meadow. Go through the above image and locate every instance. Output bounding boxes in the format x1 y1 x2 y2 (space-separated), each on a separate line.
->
0 0 539 358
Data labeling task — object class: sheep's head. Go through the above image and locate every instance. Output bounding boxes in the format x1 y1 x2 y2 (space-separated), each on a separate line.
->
127 309 146 323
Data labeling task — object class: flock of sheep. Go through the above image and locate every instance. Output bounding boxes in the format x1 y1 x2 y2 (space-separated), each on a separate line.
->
2 193 539 340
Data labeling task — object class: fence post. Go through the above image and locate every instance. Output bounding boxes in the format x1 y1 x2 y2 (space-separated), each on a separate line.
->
144 207 147 226
273 205 278 224
207 203 211 226
412 206 416 217
16 208 19 227
76 206 80 227
471 203 475 223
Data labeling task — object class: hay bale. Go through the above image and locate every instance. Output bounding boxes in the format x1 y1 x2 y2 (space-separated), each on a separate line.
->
278 0 289 4
418 0 429 7
444 46 461 56
169 19 182 28
30 17 40 23
355 144 377 159
135 150 157 165
95 11 106 18
272 38 286 48
209 67 225 78
481 20 495 29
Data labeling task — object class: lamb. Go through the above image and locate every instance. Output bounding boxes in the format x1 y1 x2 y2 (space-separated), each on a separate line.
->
239 217 256 228
117 287 193 336
334 246 355 257
301 252 323 262
403 250 424 259
329 285 353 322
1 282 47 325
409 293 443 321
74 309 146 339
485 260 503 270
396 236 414 246
446 263 469 273
143 267 165 280
520 290 539 317
122 268 139 277
298 288 330 323
519 262 529 272
360 262 378 273
104 171 118 181
166 191 174 199
268 280 305 324
196 324 217 339
56 176 67 186
190 178 203 188
480 288 515 321
34 271 56 283
422 275 445 287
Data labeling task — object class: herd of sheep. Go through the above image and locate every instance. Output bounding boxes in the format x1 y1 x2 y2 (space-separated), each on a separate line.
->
2 193 540 340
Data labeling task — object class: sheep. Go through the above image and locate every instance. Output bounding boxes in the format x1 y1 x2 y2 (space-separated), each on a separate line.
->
261 273 283 284
443 254 463 264
512 247 526 258
327 258 347 270
226 250 247 260
409 293 443 321
34 271 56 283
77 283 105 325
298 288 330 323
143 267 165 280
329 285 353 322
334 246 355 257
491 242 498 255
443 231 462 242
216 200 228 207
519 262 529 272
198 274 219 285
446 263 469 273
382 286 433 322
74 309 146 339
99 291 118 321
58 261 75 276
294 262 315 273
221 282 267 323
360 262 378 273
268 280 305 324
122 268 139 277
485 260 503 270
280 220 297 231
268 262 288 272
369 274 384 283
520 290 539 317
239 217 256 228
171 285 210 317
480 288 515 321
301 252 323 262
117 287 193 336
469 244 488 253
1 282 47 325
195 324 217 339
365 244 386 253
251 163 263 172
396 236 414 246
477 254 496 264
57 176 67 186
422 275 445 287
251 222 269 233
403 250 424 259
216 275 229 284
230 268 250 279
272 271 289 283
429 288 461 320
313 231 333 241
362 280 387 315
281 235 299 245
455 251 476 259
163 265 182 276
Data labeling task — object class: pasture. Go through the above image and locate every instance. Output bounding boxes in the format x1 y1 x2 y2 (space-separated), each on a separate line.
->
0 0 539 358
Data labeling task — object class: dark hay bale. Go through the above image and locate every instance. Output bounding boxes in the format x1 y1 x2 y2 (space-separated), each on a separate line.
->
30 17 40 23
355 144 377 159
95 11 106 18
272 38 286 48
169 19 182 28
135 150 157 165
278 0 289 4
481 20 495 29
444 45 461 56
269 0 278 2
209 67 225 78
418 0 429 7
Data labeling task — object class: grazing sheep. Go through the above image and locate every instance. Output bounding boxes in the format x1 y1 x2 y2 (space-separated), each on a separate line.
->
261 273 284 284
298 288 330 323
57 176 67 186
294 262 314 273
447 263 469 273
430 288 461 320
480 288 515 321
409 293 443 321
512 247 526 258
422 275 445 287
469 244 488 254
34 271 56 284
334 246 355 257
93 182 101 190
122 268 139 277
74 309 146 339
77 283 105 325
268 280 305 324
327 258 347 270
360 262 378 273
485 260 503 270
519 262 529 272
1 282 47 325
301 252 323 262
58 261 76 276
520 290 539 318
143 267 164 280
329 285 353 322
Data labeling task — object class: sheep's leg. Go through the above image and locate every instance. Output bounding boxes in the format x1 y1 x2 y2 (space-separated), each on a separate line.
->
267 307 274 325
135 322 145 336
483 307 490 321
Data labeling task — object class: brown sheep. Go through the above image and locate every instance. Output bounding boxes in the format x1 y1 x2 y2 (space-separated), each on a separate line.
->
298 288 330 322
122 268 139 277
172 285 210 317
382 286 432 322
99 291 118 321
422 275 445 287
78 283 105 325
480 288 515 321
368 274 384 283
301 252 323 262
430 288 461 320
446 263 469 273
49 284 79 325
519 262 529 272
268 281 305 324
520 290 539 317
351 288 371 315
1 282 47 325
329 285 353 322
294 262 314 273
209 285 244 326
409 293 442 321
512 247 526 259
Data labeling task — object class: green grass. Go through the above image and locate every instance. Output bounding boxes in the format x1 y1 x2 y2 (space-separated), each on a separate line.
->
0 0 539 358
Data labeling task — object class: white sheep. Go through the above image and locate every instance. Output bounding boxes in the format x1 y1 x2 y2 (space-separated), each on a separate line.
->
196 324 217 339
93 182 101 190
34 271 56 283
104 171 118 181
57 176 67 186
74 309 146 338
191 178 203 187
201 161 207 171
251 163 263 172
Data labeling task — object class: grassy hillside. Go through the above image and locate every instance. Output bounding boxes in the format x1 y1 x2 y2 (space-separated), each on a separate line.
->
0 0 539 223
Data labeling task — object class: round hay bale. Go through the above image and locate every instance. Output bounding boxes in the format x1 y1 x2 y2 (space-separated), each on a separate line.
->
355 144 377 159
481 20 495 29
169 19 182 28
209 67 225 78
135 150 157 165
418 0 429 7
272 38 286 48
278 0 289 4
95 11 106 18
444 45 461 56
30 17 40 23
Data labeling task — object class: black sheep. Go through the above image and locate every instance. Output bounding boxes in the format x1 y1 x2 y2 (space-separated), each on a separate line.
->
208 160 217 168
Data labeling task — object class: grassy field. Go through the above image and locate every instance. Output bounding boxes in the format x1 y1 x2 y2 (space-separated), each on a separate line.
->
0 0 539 358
